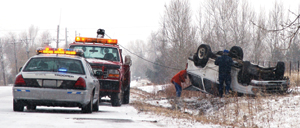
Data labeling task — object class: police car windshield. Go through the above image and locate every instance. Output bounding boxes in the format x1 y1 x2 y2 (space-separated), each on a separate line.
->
70 46 120 61
23 58 85 74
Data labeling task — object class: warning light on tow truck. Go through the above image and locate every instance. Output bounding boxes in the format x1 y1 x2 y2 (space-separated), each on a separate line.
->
75 36 118 45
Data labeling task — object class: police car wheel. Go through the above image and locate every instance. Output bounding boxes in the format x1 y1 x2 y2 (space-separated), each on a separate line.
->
13 100 24 112
92 99 99 111
229 46 243 60
82 95 93 113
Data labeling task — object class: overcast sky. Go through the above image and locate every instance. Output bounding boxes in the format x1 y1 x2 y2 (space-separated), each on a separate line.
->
0 0 299 48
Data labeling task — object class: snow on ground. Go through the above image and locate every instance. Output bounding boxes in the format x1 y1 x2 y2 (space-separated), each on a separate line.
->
133 79 300 127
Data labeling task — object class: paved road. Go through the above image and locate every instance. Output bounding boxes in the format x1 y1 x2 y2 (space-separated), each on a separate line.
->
0 86 163 128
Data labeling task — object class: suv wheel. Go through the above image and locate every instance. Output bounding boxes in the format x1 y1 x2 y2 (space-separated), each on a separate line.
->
275 61 285 80
229 46 243 60
195 44 212 67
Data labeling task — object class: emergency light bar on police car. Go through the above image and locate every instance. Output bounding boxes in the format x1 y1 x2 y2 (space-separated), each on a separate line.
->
75 36 118 44
36 47 84 56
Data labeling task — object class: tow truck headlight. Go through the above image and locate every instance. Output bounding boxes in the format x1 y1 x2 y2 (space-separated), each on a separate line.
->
107 69 120 78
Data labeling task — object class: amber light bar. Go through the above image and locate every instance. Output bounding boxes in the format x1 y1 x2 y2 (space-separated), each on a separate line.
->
36 47 83 56
75 36 118 44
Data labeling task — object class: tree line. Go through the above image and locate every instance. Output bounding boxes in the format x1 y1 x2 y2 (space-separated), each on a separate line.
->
126 0 300 84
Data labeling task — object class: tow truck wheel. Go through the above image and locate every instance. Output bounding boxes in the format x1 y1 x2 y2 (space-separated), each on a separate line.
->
13 99 24 112
82 95 93 113
195 44 212 67
123 86 130 104
111 88 123 107
229 46 243 60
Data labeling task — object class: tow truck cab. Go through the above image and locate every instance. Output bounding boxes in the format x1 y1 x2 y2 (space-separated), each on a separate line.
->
68 29 131 106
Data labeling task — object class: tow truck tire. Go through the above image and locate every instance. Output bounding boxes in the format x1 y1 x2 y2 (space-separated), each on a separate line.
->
229 46 243 60
111 88 123 107
195 44 212 67
275 61 285 80
123 86 130 104
13 100 24 112
82 95 93 113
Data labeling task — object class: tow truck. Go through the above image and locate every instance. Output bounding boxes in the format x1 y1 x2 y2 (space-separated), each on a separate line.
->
69 29 132 106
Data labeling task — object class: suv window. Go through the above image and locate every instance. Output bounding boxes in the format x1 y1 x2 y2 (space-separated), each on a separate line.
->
70 46 120 62
23 58 85 74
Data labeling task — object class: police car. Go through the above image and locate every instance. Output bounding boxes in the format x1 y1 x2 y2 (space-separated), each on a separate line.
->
185 44 289 96
13 48 100 113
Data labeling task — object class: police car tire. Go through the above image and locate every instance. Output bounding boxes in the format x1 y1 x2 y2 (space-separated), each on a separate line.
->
92 99 99 111
195 44 212 67
229 46 243 60
13 100 24 112
123 86 130 104
111 89 123 107
275 61 285 80
82 95 93 113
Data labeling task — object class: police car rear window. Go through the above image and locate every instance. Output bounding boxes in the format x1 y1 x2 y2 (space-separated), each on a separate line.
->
23 58 85 75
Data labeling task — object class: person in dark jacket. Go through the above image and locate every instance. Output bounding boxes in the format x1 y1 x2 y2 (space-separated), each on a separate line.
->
171 70 187 97
215 49 233 97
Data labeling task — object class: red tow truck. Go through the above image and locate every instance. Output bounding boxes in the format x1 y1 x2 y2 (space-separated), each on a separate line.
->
69 29 131 106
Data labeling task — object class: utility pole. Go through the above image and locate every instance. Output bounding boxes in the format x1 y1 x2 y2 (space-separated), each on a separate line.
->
0 39 6 86
57 25 59 48
65 28 68 48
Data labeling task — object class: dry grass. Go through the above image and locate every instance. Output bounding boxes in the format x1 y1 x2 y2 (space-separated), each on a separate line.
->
131 73 300 127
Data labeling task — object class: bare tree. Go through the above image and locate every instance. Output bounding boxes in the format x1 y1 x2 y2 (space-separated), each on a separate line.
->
145 0 197 83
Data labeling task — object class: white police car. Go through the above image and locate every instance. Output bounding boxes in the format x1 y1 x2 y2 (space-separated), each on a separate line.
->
13 48 101 113
185 44 289 96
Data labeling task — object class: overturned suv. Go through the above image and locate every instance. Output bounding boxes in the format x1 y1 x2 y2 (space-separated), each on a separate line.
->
185 44 289 96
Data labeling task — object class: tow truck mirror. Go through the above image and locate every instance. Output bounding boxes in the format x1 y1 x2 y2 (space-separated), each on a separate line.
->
125 55 132 66
94 71 103 76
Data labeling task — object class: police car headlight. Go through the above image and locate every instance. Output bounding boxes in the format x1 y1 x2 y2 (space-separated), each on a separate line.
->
107 69 119 78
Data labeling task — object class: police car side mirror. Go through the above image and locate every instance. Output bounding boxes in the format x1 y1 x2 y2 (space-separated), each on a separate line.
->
94 71 103 76
125 55 132 66
19 67 22 72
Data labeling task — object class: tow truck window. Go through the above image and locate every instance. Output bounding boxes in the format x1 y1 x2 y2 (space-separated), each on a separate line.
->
23 58 85 74
70 46 120 62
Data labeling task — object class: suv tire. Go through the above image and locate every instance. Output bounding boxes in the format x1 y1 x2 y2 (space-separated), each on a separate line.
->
195 44 212 67
275 61 285 80
229 46 243 60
